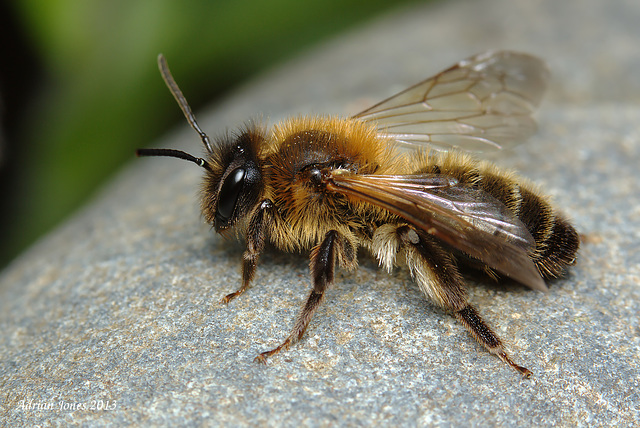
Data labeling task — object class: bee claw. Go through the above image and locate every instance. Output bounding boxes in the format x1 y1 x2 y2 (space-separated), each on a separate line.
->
254 353 270 364
220 289 245 304
220 293 236 304
499 351 533 379
254 339 292 364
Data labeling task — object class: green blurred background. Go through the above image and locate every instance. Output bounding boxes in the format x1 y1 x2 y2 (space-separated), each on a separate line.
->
0 0 426 269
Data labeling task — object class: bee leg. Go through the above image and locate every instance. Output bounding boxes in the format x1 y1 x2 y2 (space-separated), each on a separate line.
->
398 226 532 378
455 305 532 378
221 200 273 304
255 229 354 363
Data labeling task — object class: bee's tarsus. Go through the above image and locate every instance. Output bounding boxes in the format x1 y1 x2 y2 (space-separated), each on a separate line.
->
253 354 269 365
220 291 241 305
256 338 293 363
499 352 533 378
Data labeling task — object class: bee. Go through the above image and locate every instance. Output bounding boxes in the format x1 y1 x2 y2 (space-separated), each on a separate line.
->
137 51 579 378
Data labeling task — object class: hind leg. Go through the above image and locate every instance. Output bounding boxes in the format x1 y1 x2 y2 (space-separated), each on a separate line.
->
373 224 532 378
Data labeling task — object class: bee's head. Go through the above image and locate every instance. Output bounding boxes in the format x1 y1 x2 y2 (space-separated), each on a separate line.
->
136 54 264 233
201 130 264 232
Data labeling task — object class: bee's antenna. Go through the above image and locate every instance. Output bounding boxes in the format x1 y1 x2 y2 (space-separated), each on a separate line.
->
157 53 214 154
136 148 212 172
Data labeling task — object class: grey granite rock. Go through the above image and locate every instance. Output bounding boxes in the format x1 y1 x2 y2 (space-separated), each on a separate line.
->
1 0 639 426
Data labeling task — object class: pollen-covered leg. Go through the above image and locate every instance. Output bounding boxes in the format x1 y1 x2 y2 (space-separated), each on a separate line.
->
221 200 272 304
371 224 403 272
255 229 355 363
397 225 532 378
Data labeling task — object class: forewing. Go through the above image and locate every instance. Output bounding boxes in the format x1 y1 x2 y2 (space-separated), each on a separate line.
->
353 51 549 152
327 171 547 291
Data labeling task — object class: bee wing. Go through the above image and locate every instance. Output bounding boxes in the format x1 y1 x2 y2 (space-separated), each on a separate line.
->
352 51 550 152
327 171 547 291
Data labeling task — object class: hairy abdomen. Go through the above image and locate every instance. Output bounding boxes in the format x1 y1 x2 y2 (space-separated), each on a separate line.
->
413 152 580 279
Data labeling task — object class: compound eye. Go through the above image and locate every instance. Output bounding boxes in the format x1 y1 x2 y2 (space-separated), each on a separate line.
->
217 168 245 221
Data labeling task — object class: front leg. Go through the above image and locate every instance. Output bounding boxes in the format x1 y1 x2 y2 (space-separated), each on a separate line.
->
255 229 355 363
221 200 273 304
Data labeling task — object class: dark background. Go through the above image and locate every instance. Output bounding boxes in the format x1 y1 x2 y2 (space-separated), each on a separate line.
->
0 0 425 268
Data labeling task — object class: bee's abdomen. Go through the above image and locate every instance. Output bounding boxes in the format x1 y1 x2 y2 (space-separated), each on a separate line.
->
418 152 579 279
475 167 579 279
510 186 579 278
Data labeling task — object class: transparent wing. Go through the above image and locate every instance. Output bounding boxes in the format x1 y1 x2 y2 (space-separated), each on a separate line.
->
352 51 550 152
326 171 547 291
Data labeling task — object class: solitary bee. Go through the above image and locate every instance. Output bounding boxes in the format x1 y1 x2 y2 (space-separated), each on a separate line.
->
138 51 579 378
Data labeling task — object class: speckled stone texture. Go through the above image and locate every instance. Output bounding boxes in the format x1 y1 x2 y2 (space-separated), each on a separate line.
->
1 0 639 426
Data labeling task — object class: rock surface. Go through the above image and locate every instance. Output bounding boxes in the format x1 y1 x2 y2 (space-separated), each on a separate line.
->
2 0 639 426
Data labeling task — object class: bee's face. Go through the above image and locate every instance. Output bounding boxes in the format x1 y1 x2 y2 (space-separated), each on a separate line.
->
202 131 265 232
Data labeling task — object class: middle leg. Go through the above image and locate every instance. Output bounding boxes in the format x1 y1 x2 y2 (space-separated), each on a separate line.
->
255 229 356 363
